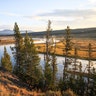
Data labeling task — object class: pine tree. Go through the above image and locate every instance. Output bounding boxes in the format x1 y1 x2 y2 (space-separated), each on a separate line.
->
50 38 57 90
68 47 78 92
74 47 78 72
13 22 22 65
23 32 42 88
44 20 52 90
86 43 92 96
12 22 24 75
75 61 85 95
1 47 12 72
63 26 72 89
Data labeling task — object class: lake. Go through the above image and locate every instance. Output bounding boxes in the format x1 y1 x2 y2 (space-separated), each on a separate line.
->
0 44 96 79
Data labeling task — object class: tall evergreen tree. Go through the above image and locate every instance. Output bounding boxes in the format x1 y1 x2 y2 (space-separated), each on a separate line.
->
12 22 24 75
63 26 72 89
23 32 43 88
74 47 78 72
13 22 22 65
51 38 57 90
85 43 92 96
68 47 78 92
1 47 12 72
44 20 52 90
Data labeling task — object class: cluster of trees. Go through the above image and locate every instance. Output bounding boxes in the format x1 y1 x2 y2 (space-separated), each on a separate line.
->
12 23 43 89
11 21 58 91
0 20 96 95
60 26 96 96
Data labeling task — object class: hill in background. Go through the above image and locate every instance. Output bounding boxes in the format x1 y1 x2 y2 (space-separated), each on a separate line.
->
0 27 96 39
27 27 96 39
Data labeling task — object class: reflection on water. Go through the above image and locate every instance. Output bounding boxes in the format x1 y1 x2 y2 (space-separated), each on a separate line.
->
39 54 64 78
0 44 96 79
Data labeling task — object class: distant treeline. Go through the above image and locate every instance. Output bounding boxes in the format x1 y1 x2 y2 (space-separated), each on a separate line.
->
1 27 96 39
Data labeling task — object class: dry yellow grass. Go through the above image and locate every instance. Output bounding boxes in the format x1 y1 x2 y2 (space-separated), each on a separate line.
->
0 67 45 96
0 36 15 45
0 67 78 96
0 83 45 96
1 36 96 59
35 39 96 59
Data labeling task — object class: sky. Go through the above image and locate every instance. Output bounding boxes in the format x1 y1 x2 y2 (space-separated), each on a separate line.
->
0 0 96 31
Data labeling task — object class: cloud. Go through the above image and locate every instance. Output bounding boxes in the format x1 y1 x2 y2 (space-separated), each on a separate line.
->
3 9 96 24
0 12 22 17
39 9 96 18
24 8 96 30
87 0 96 8
88 0 96 3
26 9 95 24
25 9 96 22
2 9 95 31
0 25 13 30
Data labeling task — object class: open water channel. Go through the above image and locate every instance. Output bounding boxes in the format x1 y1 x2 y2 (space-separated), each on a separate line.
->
0 44 96 79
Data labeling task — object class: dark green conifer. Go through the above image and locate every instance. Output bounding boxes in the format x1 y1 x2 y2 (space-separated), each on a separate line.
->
63 26 72 90
1 47 12 72
51 39 57 90
44 20 52 90
23 32 43 88
12 22 24 75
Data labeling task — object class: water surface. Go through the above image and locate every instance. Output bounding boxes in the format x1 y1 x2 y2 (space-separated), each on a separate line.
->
0 44 96 79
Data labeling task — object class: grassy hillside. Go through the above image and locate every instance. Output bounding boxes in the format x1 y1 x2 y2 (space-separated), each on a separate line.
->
0 67 77 96
0 67 44 96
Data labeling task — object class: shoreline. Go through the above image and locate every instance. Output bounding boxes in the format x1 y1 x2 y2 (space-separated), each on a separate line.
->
0 36 96 60
0 36 15 45
39 52 96 61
